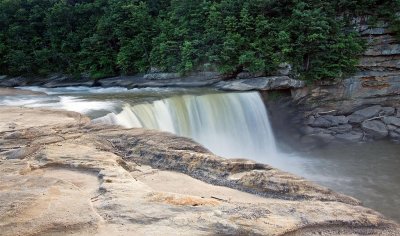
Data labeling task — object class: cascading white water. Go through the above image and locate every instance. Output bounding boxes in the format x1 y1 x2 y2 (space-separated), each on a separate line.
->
94 92 277 161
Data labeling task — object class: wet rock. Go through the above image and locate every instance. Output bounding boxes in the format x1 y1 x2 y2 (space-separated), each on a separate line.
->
310 116 333 128
305 116 316 125
361 120 388 139
347 114 365 124
301 126 316 135
389 129 400 139
348 105 382 123
334 115 350 125
301 126 334 135
335 131 364 142
310 115 348 128
382 116 400 127
329 124 353 133
381 107 395 116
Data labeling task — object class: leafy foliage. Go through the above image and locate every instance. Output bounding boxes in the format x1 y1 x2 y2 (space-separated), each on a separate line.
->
0 0 398 81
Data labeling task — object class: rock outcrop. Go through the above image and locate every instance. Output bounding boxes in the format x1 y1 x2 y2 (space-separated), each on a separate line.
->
0 72 307 92
290 19 400 143
1 106 399 235
302 105 400 142
216 76 305 91
98 72 222 88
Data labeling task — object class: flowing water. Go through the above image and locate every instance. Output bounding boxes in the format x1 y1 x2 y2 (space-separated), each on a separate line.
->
93 92 277 159
2 86 399 222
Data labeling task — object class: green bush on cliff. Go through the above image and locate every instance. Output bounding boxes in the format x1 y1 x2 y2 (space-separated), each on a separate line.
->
0 0 398 81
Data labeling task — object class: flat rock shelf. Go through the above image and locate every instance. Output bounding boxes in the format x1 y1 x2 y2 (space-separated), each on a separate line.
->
0 106 399 235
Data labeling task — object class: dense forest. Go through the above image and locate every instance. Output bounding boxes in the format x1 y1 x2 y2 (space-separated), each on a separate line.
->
0 0 399 80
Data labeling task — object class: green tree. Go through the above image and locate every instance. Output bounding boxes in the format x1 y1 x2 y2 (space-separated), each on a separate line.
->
0 0 398 81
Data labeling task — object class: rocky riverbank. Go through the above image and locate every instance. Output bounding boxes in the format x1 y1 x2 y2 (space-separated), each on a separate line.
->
301 105 400 142
0 72 304 92
277 19 400 144
0 105 399 235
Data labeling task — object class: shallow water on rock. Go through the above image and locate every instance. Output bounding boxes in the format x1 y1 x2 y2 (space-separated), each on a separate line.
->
3 86 400 222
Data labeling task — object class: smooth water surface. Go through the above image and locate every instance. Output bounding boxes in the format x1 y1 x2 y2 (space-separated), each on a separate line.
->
274 142 400 222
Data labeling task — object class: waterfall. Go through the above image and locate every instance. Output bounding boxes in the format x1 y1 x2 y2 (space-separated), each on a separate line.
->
95 92 277 161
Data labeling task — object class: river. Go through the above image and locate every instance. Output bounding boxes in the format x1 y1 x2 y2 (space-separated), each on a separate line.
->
2 86 399 222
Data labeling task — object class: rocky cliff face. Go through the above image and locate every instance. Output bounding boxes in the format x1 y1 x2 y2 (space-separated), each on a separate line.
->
291 20 400 143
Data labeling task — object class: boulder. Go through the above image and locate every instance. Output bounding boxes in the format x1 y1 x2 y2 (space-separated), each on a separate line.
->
347 114 366 124
361 120 388 139
389 129 400 139
268 76 304 90
310 116 333 128
329 115 349 125
310 115 348 128
381 107 395 116
348 105 382 123
329 124 353 133
387 125 398 131
382 116 400 127
306 127 335 135
335 131 364 142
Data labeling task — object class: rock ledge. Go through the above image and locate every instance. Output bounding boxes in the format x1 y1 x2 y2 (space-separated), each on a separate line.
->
0 107 398 235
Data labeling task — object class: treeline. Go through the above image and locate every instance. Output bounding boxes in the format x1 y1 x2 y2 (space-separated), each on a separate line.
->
0 0 398 80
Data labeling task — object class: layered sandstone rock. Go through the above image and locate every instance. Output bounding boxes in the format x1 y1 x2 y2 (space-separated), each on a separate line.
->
0 107 399 235
291 20 400 143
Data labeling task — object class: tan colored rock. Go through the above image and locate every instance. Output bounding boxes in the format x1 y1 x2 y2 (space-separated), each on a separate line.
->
0 107 399 235
0 87 46 96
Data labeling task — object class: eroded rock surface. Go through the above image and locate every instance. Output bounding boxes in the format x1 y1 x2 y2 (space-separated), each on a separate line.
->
0 107 399 235
216 76 305 91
